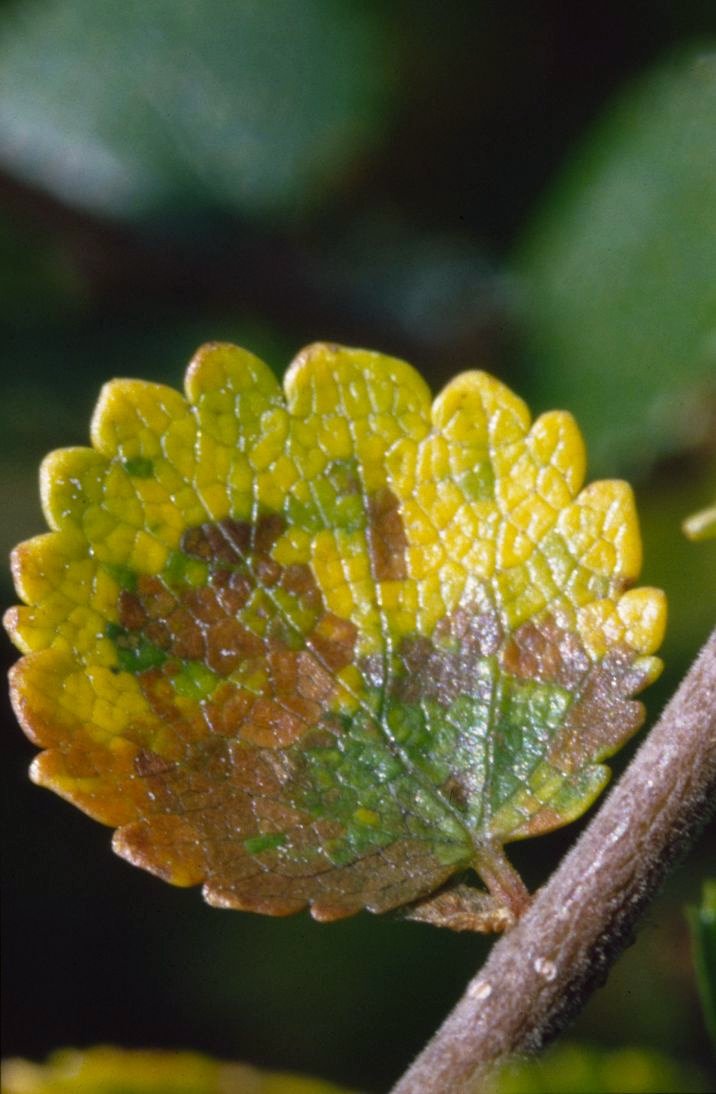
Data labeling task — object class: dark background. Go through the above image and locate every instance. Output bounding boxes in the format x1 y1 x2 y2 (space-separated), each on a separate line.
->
1 2 715 1090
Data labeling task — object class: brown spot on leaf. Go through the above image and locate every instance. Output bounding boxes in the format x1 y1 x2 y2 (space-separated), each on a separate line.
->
393 606 504 705
202 683 254 736
254 513 286 554
205 617 263 673
137 576 176 620
280 563 323 611
499 614 649 774
552 646 648 771
118 590 146 630
367 487 408 581
167 607 206 660
115 814 207 887
295 651 335 702
255 556 282 587
210 569 252 615
246 698 305 748
133 748 175 778
502 617 589 689
184 585 227 625
110 515 357 752
518 805 564 837
310 613 358 671
200 831 460 921
442 775 470 809
144 620 171 647
435 606 503 657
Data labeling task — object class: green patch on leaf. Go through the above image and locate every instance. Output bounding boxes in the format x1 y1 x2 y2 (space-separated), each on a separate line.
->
459 463 495 501
163 550 209 589
122 456 154 478
243 833 287 855
172 661 221 701
106 623 167 674
104 564 137 592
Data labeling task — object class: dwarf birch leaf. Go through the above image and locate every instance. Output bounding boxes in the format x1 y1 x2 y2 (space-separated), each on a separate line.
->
4 343 666 931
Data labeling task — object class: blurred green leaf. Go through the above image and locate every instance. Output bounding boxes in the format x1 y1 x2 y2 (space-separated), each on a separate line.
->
688 880 716 1048
0 1046 352 1094
515 47 716 476
490 1041 710 1094
683 502 716 541
0 0 394 225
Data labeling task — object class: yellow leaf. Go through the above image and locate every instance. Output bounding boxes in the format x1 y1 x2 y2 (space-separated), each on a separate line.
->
4 343 666 931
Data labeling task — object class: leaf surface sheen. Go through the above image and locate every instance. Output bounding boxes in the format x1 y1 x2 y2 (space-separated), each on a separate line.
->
5 343 666 930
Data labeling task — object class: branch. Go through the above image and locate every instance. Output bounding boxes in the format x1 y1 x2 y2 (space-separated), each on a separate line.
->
394 629 716 1094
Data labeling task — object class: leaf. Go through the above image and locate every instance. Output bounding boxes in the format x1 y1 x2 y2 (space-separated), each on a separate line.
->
0 0 393 224
0 1046 351 1094
4 343 666 931
688 879 716 1048
683 502 716 542
515 47 716 476
488 1041 711 1094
